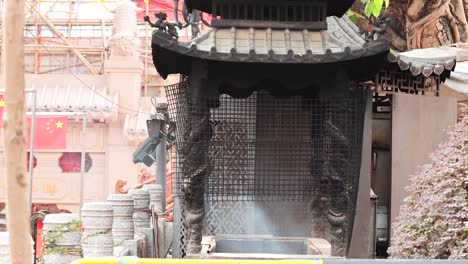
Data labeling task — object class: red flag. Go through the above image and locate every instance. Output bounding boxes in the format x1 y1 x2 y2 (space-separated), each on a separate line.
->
27 117 67 150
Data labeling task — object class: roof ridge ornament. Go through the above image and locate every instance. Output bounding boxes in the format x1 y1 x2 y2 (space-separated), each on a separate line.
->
144 12 181 40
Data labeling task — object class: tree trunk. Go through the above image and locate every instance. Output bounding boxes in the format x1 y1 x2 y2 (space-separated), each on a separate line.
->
352 0 468 51
1 0 33 263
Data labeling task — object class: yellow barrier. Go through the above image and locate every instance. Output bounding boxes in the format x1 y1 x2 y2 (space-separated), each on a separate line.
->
72 258 324 264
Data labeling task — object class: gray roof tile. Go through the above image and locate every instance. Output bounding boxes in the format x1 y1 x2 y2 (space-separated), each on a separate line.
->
25 85 119 121
151 16 389 64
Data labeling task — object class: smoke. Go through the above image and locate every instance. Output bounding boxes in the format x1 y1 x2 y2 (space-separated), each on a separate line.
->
212 200 312 255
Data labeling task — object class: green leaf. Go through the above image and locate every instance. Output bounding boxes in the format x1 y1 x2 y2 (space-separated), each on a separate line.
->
364 2 373 17
374 0 384 9
372 0 383 17
348 14 358 23
346 9 365 21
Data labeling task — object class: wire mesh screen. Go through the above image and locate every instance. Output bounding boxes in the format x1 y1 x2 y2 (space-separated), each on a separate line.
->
167 85 365 201
166 81 366 256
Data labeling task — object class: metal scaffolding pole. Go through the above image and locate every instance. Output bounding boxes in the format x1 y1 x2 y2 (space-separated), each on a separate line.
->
156 136 167 213
80 114 87 216
27 89 37 210
156 103 168 213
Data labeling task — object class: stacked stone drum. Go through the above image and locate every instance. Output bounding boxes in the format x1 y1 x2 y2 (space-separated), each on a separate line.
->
108 194 135 245
142 184 163 213
81 202 114 257
43 214 82 264
128 189 151 228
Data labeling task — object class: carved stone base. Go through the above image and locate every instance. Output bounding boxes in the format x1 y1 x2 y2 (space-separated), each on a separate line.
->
185 208 205 254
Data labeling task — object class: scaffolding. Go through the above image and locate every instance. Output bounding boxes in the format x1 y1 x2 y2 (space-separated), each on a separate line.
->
0 0 190 97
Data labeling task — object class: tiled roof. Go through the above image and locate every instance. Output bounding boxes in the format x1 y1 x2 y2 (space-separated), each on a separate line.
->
444 64 468 95
387 49 456 77
151 16 388 65
25 85 119 121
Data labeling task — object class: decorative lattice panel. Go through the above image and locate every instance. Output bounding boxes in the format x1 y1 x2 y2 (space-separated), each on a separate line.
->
376 70 441 96
205 201 254 235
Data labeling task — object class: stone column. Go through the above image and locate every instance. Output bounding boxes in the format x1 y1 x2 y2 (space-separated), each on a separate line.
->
181 61 217 255
107 194 135 245
105 0 142 115
43 214 82 264
81 202 114 257
129 189 152 257
103 0 143 195
129 189 151 229
104 56 142 115
143 184 164 214
315 68 353 257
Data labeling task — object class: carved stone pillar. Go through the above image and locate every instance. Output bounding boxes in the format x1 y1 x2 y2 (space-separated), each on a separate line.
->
324 105 351 257
181 62 216 254
317 70 352 257
328 210 347 256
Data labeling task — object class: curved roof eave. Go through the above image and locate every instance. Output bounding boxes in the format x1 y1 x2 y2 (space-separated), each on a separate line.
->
387 50 456 78
152 32 388 64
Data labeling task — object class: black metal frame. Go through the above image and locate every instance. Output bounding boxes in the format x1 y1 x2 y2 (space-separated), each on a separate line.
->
211 0 327 29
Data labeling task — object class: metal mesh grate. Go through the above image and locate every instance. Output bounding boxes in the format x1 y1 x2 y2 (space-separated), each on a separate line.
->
166 81 366 256
167 86 365 201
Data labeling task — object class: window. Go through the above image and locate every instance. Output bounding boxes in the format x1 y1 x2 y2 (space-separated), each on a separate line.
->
59 152 92 173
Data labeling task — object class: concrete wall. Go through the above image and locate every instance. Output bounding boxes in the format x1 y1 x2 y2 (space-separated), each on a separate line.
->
390 93 457 241
0 70 142 213
0 122 109 212
0 70 176 213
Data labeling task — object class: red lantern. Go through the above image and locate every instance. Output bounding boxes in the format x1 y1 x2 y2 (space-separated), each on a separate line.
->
59 153 92 173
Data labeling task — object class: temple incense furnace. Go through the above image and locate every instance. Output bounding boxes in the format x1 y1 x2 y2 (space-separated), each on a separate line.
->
0 0 463 261
148 0 458 259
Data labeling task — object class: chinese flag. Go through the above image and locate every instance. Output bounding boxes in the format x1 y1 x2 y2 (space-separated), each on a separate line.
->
27 117 67 150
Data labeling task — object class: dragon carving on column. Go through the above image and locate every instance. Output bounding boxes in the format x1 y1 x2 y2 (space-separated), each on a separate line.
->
179 63 216 255
310 100 353 257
